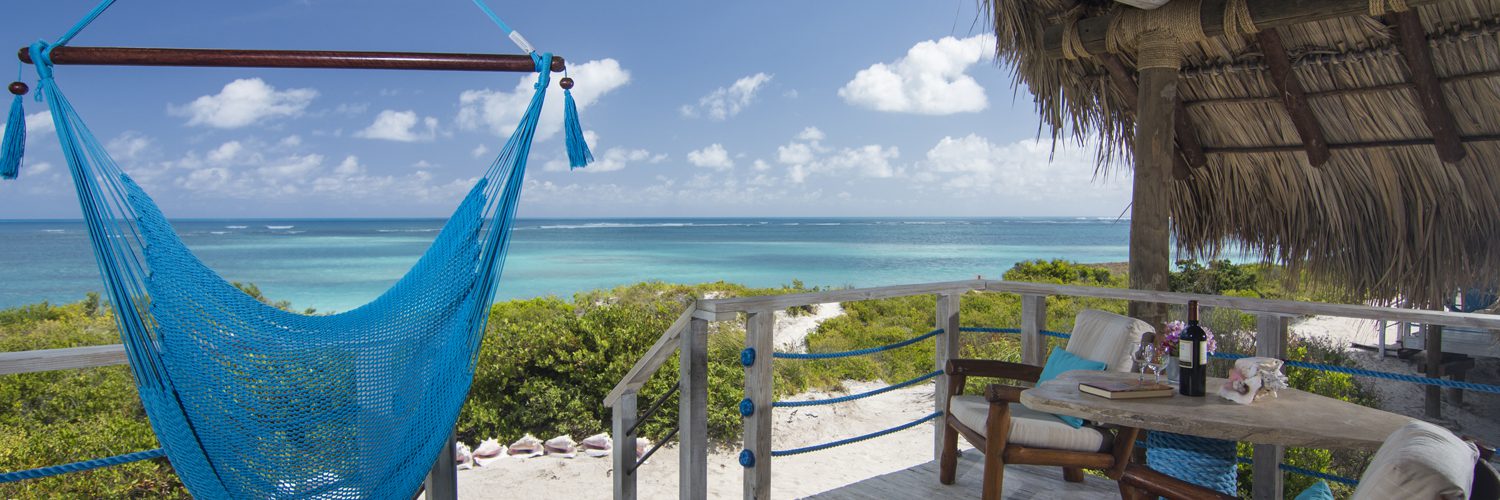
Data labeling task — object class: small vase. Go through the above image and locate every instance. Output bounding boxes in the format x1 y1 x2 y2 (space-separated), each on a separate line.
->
1166 357 1180 384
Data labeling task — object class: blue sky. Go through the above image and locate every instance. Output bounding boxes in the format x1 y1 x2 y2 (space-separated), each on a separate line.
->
1 1 1131 219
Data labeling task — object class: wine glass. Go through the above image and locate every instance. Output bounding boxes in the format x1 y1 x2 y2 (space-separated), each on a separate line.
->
1134 344 1155 385
1146 350 1165 384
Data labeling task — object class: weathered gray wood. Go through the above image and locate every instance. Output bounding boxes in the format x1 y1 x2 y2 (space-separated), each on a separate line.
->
1022 371 1412 450
0 344 127 375
1128 61 1176 332
605 302 696 407
424 429 457 500
744 310 775 500
933 293 962 461
680 317 710 500
803 454 1117 500
1040 0 1455 58
1425 325 1444 419
700 280 982 315
613 392 639 500
1254 313 1290 500
1403 326 1500 357
1020 295 1049 366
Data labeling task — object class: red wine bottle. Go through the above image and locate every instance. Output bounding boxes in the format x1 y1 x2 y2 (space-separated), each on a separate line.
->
1178 300 1208 397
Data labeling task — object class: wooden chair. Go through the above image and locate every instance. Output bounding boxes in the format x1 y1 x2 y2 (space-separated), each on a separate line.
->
939 309 1153 500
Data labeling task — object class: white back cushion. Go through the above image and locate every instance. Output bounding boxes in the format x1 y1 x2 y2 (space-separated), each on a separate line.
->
1064 309 1152 372
1352 420 1478 500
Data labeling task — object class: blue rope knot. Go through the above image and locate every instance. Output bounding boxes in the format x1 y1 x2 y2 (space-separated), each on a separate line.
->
738 398 755 417
738 449 755 467
28 41 55 82
740 347 756 366
532 53 552 89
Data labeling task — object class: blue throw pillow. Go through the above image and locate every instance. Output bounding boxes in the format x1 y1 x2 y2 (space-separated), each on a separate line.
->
1293 480 1334 500
1037 346 1108 428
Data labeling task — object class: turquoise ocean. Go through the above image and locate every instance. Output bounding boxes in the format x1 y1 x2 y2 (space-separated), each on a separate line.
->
0 217 1131 312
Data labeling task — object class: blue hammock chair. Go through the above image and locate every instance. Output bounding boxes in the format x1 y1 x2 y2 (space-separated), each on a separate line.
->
2 3 591 497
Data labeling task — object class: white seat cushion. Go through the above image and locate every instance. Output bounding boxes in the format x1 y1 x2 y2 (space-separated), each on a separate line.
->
1065 309 1152 372
949 395 1109 453
1351 420 1479 500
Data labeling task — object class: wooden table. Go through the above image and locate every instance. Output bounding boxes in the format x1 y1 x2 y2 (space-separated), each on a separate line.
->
1020 370 1414 498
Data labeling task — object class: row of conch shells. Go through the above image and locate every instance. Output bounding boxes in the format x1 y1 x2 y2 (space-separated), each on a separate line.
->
453 433 628 468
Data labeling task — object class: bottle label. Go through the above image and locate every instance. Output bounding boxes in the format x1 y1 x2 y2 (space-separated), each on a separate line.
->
1178 340 1206 368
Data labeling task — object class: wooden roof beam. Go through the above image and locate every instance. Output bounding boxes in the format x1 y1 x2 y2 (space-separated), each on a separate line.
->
1256 30 1332 166
1100 54 1207 179
1389 9 1467 163
1203 134 1500 154
1041 0 1454 58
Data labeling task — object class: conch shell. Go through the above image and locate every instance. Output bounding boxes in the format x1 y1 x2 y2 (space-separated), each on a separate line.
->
580 433 612 458
544 435 578 458
472 438 506 467
508 434 544 458
1218 357 1289 405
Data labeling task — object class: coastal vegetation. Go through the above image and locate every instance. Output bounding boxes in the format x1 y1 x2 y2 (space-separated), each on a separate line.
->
0 259 1373 499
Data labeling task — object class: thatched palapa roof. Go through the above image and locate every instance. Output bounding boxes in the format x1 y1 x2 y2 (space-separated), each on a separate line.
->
985 0 1500 307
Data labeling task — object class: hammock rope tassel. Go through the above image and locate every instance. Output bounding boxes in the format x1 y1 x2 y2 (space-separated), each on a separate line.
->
561 75 593 168
1 76 26 179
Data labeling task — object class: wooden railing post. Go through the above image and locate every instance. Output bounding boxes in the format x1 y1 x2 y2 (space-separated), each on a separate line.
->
743 310 775 500
612 392 639 500
1425 325 1444 418
1253 313 1289 500
423 428 457 500
1021 295 1049 366
933 293 962 460
680 317 709 500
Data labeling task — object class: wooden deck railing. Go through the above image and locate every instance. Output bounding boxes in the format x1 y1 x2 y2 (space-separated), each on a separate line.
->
5 280 1498 500
603 279 1500 500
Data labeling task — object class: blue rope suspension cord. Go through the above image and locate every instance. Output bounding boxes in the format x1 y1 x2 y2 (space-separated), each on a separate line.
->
769 412 943 457
773 328 944 360
0 449 165 484
773 370 943 408
1233 456 1359 486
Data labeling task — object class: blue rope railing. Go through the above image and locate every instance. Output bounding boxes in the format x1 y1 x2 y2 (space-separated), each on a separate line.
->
0 448 165 483
769 411 942 457
1234 455 1359 486
1209 352 1500 394
959 327 1019 334
773 370 944 408
773 328 943 359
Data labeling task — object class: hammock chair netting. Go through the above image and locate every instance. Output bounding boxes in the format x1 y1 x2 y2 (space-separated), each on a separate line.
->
5 3 591 494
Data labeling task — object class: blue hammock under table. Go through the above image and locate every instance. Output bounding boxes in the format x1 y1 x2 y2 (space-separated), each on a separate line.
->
3 3 592 495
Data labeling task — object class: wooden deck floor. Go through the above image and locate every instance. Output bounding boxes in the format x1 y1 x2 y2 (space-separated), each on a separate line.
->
802 450 1120 500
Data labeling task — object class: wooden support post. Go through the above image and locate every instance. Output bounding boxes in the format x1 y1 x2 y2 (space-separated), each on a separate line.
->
1425 325 1444 419
1379 320 1389 358
1389 10 1467 163
680 317 710 500
1253 313 1290 500
1100 53 1206 177
1127 51 1176 332
1257 29 1332 166
1021 295 1049 367
424 428 458 500
743 310 775 500
612 392 639 500
934 293 962 460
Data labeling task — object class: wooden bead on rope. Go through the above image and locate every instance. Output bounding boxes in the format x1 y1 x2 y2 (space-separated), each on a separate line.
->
7 81 26 96
559 77 574 90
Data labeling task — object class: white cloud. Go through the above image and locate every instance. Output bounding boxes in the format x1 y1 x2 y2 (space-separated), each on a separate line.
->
752 159 771 172
278 135 303 148
170 78 317 128
686 143 734 170
471 144 489 158
775 127 899 183
917 134 1129 201
334 155 364 175
355 110 438 142
28 161 53 175
457 58 629 141
107 132 152 161
206 141 244 164
839 34 994 115
2 111 54 149
681 73 772 120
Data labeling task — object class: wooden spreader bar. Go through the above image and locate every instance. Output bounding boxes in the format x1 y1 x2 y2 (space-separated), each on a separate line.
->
18 46 565 73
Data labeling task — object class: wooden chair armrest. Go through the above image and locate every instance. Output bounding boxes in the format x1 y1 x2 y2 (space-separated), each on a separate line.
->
984 384 1027 403
946 359 1043 382
1119 464 1236 500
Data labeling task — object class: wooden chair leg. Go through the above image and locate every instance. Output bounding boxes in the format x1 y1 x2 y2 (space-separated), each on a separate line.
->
940 420 959 485
1063 466 1085 482
981 404 1012 500
1119 481 1148 500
